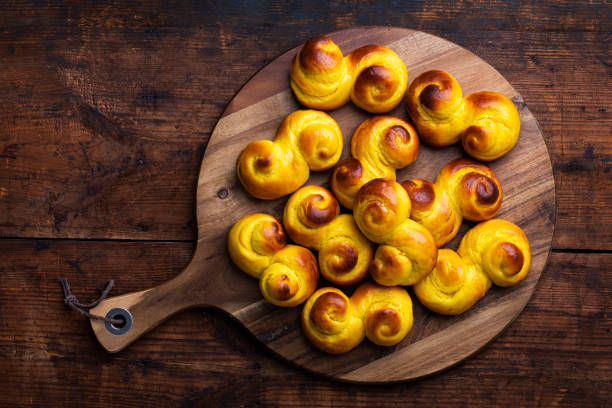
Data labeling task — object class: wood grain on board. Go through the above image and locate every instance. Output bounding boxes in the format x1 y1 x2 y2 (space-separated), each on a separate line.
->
87 27 555 382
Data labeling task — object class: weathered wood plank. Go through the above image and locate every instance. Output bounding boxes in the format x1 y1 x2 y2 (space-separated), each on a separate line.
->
0 239 609 406
0 1 609 32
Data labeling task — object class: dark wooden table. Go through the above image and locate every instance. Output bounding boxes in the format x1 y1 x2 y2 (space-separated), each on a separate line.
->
1 1 610 406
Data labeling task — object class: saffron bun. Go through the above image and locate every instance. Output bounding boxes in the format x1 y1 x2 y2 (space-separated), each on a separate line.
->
290 36 408 113
406 69 520 161
283 185 374 286
228 213 318 307
414 219 531 315
330 116 419 209
301 282 413 353
236 110 343 200
301 287 365 354
351 282 413 347
401 158 502 247
353 179 438 286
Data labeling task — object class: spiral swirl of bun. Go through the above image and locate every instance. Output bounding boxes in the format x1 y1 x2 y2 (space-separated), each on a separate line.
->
236 110 343 200
406 70 520 161
413 249 491 315
401 158 503 247
353 179 438 286
330 116 419 209
283 185 374 286
302 282 414 353
228 213 319 307
290 36 408 113
351 282 413 346
458 219 531 287
301 287 365 354
414 219 531 315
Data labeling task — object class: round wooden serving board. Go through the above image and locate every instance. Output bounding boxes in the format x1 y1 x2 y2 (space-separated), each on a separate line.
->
89 27 556 383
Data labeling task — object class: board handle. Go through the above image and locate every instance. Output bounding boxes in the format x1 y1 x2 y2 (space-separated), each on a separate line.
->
89 261 201 353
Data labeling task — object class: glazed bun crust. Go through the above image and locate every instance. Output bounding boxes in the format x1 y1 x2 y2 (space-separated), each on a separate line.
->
458 219 531 287
402 158 503 247
351 282 413 346
228 213 319 307
406 70 520 161
227 213 287 278
301 287 365 354
331 116 419 209
291 36 408 113
237 110 343 200
413 249 491 315
284 185 374 286
406 70 465 146
414 219 531 315
302 282 414 353
353 179 438 286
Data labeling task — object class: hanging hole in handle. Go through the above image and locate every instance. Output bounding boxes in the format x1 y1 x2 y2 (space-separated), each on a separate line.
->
104 307 133 335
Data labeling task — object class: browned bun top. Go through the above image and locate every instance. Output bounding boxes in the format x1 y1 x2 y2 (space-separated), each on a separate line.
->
365 307 402 337
496 242 525 277
461 172 500 206
465 90 508 109
412 70 458 110
440 158 502 220
384 125 412 148
300 190 340 227
321 241 358 274
353 178 413 242
353 65 398 103
264 273 298 301
401 179 436 212
309 291 349 333
299 36 343 73
260 217 287 253
332 157 363 187
358 178 401 207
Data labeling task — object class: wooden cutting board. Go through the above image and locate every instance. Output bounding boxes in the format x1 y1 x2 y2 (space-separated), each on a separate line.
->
89 27 556 383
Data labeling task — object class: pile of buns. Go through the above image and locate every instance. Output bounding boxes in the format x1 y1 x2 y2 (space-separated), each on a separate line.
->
229 35 530 354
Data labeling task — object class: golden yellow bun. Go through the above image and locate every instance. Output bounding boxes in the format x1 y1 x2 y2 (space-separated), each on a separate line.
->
401 158 502 247
283 185 374 286
301 282 413 353
406 70 520 161
353 179 438 286
236 110 343 200
351 282 413 346
413 249 491 315
228 213 318 307
290 36 408 113
301 287 365 354
414 219 531 315
330 116 419 209
458 219 531 287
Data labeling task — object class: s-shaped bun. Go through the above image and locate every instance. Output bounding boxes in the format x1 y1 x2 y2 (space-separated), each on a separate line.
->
302 282 413 353
237 110 343 200
414 219 531 315
406 70 520 161
283 185 374 286
331 116 419 209
353 179 438 286
291 36 408 113
228 213 319 307
401 158 502 247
